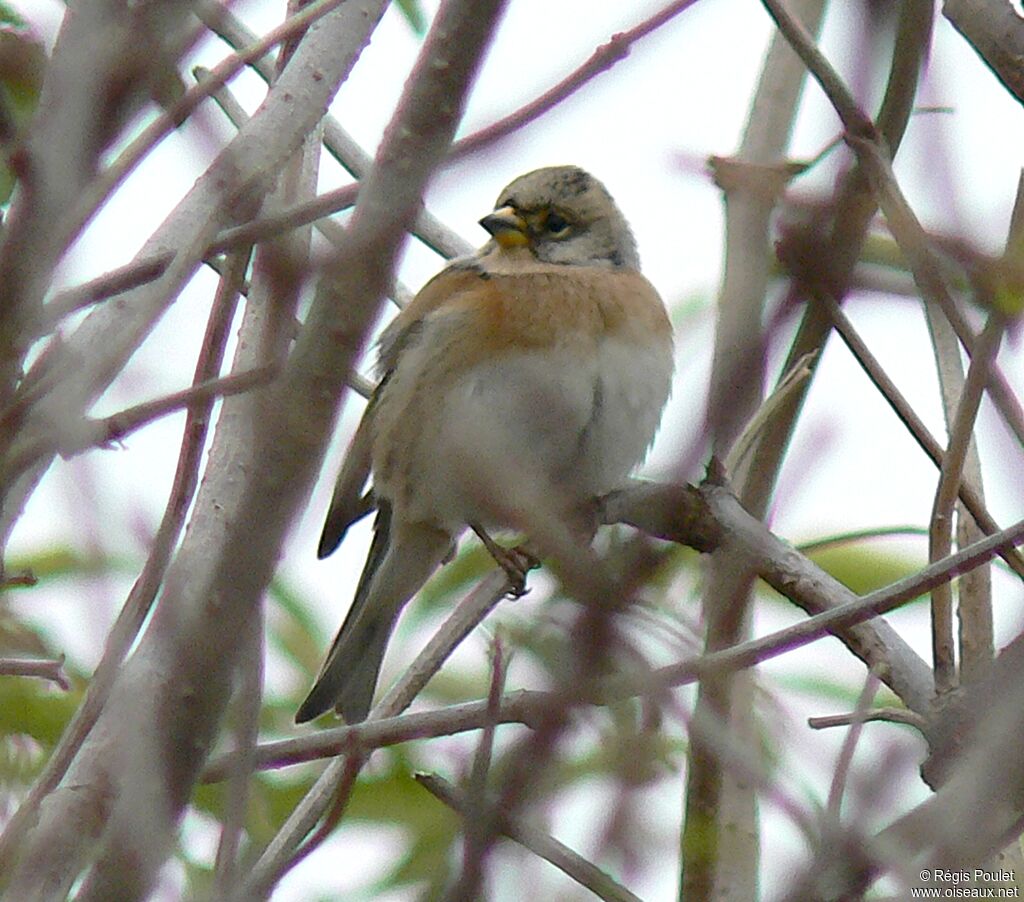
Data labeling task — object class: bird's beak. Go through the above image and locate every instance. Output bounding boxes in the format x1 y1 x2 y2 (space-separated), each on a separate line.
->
479 206 529 248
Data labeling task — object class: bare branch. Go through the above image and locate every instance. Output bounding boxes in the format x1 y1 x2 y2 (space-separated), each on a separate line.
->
0 0 392 550
63 0 354 258
0 248 250 875
452 640 507 901
616 510 1024 707
826 669 881 821
450 0 701 161
416 772 644 902
808 707 929 733
928 315 1004 693
0 656 69 689
944 0 1024 106
820 292 1024 580
603 481 935 714
0 0 195 406
201 691 544 782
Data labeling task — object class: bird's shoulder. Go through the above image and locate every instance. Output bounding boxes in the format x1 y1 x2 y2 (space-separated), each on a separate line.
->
379 253 671 375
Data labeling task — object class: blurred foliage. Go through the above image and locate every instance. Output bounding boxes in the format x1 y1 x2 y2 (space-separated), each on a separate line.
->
0 518 938 897
794 527 926 598
395 0 427 36
0 18 45 204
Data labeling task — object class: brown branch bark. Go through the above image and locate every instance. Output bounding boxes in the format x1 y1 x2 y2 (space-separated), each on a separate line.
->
944 0 1024 106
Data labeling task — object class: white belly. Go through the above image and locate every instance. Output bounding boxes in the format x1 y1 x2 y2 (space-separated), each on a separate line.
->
395 336 672 531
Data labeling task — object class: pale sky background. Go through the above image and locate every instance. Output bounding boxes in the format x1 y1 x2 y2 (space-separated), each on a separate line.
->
9 1 1024 899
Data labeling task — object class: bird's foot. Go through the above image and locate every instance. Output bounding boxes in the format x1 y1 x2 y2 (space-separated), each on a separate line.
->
470 524 539 597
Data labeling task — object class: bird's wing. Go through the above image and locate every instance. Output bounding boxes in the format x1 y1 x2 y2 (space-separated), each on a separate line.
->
317 385 381 559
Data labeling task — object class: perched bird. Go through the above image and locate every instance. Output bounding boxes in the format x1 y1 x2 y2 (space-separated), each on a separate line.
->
296 166 674 724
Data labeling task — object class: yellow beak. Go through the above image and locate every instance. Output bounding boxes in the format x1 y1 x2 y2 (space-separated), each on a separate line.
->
479 206 529 248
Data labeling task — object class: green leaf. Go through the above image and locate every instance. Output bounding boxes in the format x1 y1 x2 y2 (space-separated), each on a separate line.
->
350 767 459 894
805 545 922 597
0 678 83 790
394 0 427 36
0 27 47 203
786 529 926 598
0 3 26 29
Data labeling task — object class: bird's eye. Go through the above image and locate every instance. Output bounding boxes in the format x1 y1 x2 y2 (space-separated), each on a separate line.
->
545 212 571 236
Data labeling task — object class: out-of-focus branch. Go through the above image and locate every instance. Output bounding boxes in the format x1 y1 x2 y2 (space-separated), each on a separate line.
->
766 0 1024 451
0 0 392 555
0 247 250 877
944 0 1024 106
193 3 473 261
691 3 826 888
0 0 195 409
62 0 354 264
745 0 934 534
928 315 1004 693
244 568 515 894
820 292 1024 580
417 772 643 902
786 630 1024 899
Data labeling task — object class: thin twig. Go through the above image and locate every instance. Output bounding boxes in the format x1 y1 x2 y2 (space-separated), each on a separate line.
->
58 0 353 257
4 365 275 482
808 707 928 733
202 691 544 782
450 0 701 161
194 64 423 312
214 609 265 895
453 638 507 901
377 570 513 718
0 246 251 873
192 3 472 260
416 772 643 902
826 669 881 821
929 315 1005 694
608 511 1024 706
241 570 515 894
0 656 69 689
821 291 1024 580
69 366 277 456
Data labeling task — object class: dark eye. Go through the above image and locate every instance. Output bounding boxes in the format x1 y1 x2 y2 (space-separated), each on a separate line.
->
546 212 570 235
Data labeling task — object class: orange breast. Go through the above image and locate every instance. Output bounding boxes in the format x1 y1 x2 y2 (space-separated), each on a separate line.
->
440 267 671 367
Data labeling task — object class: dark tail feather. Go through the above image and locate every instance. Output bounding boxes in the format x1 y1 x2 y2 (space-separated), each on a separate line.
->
297 504 393 724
